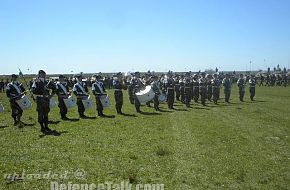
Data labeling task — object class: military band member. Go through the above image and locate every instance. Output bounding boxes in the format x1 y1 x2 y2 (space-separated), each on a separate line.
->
207 74 213 102
73 74 89 118
222 74 232 103
179 75 185 103
6 74 26 125
127 75 134 104
92 75 107 117
165 73 175 109
237 74 246 102
31 70 56 134
199 72 207 106
174 75 181 101
184 75 192 107
249 75 256 101
130 72 144 113
151 75 161 111
113 72 126 114
55 75 70 120
192 74 199 103
212 73 221 104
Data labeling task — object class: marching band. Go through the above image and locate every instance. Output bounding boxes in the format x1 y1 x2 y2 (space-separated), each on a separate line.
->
0 69 261 135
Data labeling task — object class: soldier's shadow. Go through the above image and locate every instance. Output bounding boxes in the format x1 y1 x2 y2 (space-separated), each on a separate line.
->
39 130 68 138
140 111 162 116
18 122 36 128
48 120 61 124
0 125 9 129
121 113 137 117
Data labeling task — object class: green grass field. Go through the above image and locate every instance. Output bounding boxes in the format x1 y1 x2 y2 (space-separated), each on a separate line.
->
0 85 290 190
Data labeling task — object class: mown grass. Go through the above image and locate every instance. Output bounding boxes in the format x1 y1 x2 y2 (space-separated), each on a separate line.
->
0 85 289 189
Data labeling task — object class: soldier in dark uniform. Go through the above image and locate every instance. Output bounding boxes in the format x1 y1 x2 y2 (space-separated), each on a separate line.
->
184 74 192 108
174 75 181 101
249 75 256 101
237 74 246 102
72 74 89 118
6 74 26 125
127 75 135 104
199 72 207 106
55 75 70 120
130 72 144 113
192 74 199 103
259 75 265 86
31 70 57 134
0 79 5 93
92 75 107 117
222 74 232 103
179 75 185 104
212 73 221 104
207 74 213 102
165 73 175 109
113 72 127 114
151 75 161 111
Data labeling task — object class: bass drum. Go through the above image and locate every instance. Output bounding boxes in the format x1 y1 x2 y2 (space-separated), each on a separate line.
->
135 86 155 103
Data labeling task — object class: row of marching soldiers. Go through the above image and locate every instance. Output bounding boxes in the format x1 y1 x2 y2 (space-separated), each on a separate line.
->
3 70 256 135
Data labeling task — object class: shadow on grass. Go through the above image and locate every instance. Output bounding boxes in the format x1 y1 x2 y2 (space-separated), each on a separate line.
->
81 116 97 119
18 122 36 128
121 113 137 117
39 130 68 138
100 115 115 118
174 108 189 112
139 111 162 116
0 125 9 129
158 109 174 113
48 120 61 125
62 118 80 122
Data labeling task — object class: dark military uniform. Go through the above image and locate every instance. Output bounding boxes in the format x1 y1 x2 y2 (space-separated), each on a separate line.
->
55 81 69 119
130 77 144 113
184 78 192 107
199 77 207 106
92 81 106 116
113 79 126 114
151 80 160 111
6 81 25 125
31 79 55 132
179 78 185 103
174 77 181 101
128 82 134 104
165 77 175 109
237 78 246 102
192 79 199 103
73 81 89 117
249 78 256 101
207 80 213 101
222 78 232 103
212 78 221 104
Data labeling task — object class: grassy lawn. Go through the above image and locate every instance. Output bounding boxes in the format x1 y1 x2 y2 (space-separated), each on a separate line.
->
0 85 290 189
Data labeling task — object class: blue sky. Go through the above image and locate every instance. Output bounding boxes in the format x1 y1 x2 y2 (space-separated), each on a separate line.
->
0 0 290 74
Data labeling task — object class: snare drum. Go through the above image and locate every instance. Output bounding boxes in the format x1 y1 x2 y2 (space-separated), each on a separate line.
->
49 97 57 109
100 95 111 108
82 95 93 109
63 95 76 109
16 95 32 110
135 85 155 103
